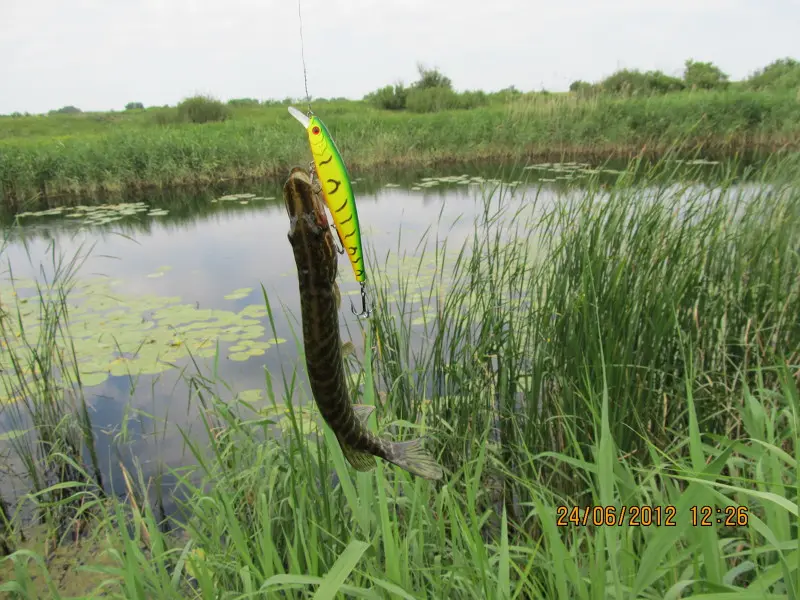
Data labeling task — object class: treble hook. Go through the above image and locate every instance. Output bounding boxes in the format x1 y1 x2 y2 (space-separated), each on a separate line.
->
350 281 372 318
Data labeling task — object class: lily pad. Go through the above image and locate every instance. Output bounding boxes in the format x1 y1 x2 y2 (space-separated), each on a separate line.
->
224 287 253 301
237 389 264 403
239 304 267 318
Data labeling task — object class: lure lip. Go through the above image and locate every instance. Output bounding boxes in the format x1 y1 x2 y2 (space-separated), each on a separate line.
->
288 106 311 129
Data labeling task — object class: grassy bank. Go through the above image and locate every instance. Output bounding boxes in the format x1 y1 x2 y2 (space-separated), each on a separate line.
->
1 89 799 209
1 156 799 598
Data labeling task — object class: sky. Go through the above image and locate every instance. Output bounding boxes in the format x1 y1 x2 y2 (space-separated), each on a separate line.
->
1 0 798 114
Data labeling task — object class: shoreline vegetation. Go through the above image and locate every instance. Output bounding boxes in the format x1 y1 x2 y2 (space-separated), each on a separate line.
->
2 58 800 209
0 154 798 597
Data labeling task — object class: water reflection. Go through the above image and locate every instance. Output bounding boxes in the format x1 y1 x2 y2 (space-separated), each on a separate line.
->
0 158 749 502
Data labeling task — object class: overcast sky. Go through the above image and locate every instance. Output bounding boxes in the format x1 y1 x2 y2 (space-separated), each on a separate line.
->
2 0 798 114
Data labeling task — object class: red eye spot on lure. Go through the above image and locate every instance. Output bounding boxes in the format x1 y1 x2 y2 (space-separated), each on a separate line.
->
311 126 320 135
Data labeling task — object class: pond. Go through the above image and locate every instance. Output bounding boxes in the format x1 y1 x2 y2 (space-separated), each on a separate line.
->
0 158 728 507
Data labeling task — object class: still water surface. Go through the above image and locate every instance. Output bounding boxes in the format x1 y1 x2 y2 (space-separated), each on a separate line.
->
0 159 727 503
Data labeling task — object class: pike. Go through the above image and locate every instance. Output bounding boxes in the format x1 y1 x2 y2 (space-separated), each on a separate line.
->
283 167 443 480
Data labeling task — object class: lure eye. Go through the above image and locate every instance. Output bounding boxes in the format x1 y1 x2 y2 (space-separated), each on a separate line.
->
311 126 320 135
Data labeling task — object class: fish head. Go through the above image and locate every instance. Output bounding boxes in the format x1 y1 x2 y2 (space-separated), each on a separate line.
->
283 168 338 284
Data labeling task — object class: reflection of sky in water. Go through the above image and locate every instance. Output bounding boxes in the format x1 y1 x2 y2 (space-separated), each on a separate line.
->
0 171 543 501
0 161 741 502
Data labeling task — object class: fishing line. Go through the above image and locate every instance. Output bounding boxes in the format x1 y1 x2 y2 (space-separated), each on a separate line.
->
297 0 312 114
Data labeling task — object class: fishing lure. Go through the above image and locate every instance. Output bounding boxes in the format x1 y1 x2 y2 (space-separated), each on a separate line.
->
288 106 370 317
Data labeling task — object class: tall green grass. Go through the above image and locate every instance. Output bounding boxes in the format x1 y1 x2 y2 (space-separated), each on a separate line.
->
0 156 798 598
1 90 799 207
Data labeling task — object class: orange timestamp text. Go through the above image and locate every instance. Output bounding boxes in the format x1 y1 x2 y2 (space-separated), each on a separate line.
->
556 505 750 527
556 505 677 527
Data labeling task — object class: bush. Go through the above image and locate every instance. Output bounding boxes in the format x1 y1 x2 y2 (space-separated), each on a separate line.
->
569 80 598 96
599 69 685 95
684 59 729 90
48 106 82 115
364 83 408 110
412 63 452 90
227 98 260 107
405 87 486 112
176 95 231 124
125 102 144 110
746 57 800 91
489 86 523 103
459 90 488 109
150 107 181 126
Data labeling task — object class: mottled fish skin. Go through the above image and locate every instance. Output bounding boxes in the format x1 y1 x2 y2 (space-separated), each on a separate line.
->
283 167 443 480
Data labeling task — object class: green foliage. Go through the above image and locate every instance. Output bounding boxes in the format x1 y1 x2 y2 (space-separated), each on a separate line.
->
48 106 81 115
569 80 598 96
684 59 730 90
1 157 798 597
599 69 686 95
150 107 181 126
176 95 231 124
227 97 260 107
412 62 453 90
746 57 800 90
364 83 409 110
405 87 488 112
0 90 799 201
124 102 144 111
489 86 523 103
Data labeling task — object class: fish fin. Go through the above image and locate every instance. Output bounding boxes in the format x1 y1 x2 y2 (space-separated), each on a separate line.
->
333 283 341 310
384 438 444 481
337 436 377 472
352 404 375 424
341 341 355 357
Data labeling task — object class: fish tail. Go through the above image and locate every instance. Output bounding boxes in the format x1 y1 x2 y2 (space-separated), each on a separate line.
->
383 438 444 481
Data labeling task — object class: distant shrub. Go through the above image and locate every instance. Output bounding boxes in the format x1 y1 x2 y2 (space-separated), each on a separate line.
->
406 87 457 112
48 105 82 115
569 80 598 96
125 102 144 110
412 63 453 90
684 59 729 90
364 83 408 110
405 87 486 112
746 57 800 91
489 86 523 103
151 107 181 126
176 95 231 124
227 98 260 107
598 69 685 95
459 90 489 108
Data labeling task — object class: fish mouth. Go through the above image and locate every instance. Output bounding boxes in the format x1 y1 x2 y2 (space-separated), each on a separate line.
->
284 168 323 220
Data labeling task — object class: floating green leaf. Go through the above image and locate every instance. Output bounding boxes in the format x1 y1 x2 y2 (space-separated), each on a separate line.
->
224 287 253 301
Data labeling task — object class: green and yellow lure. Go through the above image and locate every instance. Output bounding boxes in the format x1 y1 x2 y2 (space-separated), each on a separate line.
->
288 106 370 316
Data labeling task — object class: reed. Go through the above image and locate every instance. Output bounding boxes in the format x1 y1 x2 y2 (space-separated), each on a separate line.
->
0 154 797 598
1 90 798 208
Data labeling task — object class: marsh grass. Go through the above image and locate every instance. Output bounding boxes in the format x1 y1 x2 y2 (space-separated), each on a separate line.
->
1 90 798 206
0 237 105 542
0 154 798 598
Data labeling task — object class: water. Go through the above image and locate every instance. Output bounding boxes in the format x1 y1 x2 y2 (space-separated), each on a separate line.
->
0 158 731 505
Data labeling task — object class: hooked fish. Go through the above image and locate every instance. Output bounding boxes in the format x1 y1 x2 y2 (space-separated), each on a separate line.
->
283 167 443 480
288 107 366 287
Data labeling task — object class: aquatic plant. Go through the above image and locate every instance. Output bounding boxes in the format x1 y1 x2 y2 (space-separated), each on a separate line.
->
0 156 798 597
